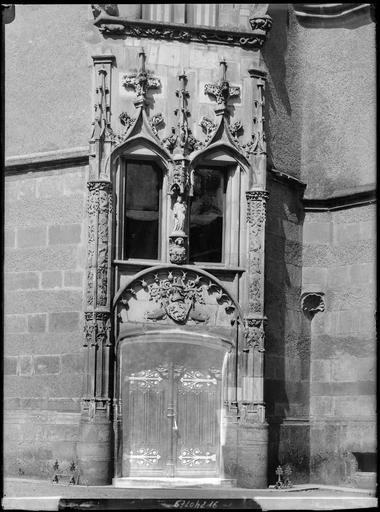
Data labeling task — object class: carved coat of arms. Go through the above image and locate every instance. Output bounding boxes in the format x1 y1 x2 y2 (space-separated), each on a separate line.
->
142 272 209 324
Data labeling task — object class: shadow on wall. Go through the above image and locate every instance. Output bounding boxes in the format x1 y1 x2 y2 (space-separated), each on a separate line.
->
264 175 312 484
261 4 292 171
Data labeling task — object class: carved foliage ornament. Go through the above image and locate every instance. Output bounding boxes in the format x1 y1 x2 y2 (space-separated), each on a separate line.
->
84 311 111 347
126 448 161 466
87 181 112 308
122 48 160 101
246 191 268 314
204 59 240 110
178 448 216 466
94 17 269 49
244 317 265 351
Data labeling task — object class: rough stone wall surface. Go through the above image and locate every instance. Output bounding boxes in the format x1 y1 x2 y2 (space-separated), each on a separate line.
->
302 204 376 484
264 176 310 483
5 4 91 157
264 5 376 196
4 166 88 477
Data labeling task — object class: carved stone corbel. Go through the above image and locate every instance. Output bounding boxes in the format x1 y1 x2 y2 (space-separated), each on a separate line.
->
301 292 325 319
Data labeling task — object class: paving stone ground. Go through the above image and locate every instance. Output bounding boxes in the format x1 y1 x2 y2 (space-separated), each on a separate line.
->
2 478 377 510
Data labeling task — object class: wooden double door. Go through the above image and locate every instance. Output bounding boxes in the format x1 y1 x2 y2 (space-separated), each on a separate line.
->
121 342 225 478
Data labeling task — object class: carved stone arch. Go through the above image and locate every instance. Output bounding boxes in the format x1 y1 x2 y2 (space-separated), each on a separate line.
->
110 134 173 178
113 264 245 339
189 141 252 178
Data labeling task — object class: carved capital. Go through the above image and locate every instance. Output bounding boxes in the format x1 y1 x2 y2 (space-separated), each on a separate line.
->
246 190 269 224
84 311 111 347
244 317 265 351
301 292 325 319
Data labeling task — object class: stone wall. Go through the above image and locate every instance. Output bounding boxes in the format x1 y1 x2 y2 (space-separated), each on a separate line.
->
303 204 376 485
264 5 376 196
4 165 88 478
4 4 91 157
264 173 310 483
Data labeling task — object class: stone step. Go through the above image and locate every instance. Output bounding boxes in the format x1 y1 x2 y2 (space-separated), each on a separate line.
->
112 477 237 488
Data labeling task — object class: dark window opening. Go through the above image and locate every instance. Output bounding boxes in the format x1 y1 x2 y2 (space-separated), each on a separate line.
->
352 452 377 472
189 167 225 263
124 162 161 260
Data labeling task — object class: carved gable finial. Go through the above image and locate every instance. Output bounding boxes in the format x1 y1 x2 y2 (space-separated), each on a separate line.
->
204 59 240 115
122 47 161 107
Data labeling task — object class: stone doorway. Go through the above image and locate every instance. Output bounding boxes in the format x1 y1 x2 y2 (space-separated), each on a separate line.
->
117 337 227 482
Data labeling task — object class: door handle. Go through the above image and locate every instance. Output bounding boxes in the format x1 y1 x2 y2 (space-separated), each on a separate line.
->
173 417 178 432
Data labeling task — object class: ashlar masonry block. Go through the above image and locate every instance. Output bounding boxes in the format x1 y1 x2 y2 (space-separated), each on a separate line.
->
48 224 82 245
4 357 18 375
34 355 60 375
48 312 80 332
5 314 27 333
5 271 40 291
41 270 63 289
27 314 47 333
17 226 47 248
19 356 33 376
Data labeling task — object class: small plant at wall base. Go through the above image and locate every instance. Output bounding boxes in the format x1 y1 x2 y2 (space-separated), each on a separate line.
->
271 464 293 489
51 459 80 485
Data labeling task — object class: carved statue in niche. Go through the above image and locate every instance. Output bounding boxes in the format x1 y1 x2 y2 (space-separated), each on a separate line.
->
172 195 187 235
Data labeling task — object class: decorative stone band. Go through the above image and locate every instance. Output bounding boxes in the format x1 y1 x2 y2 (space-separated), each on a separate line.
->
93 17 271 49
